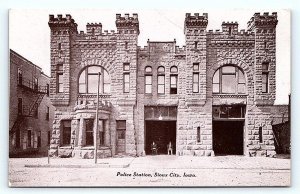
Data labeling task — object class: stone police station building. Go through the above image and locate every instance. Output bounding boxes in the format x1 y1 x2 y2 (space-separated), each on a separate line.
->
48 12 289 158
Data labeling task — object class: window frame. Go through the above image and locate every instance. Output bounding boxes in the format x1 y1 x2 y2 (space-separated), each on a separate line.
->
144 66 153 94
157 66 165 94
61 120 71 146
170 66 178 94
78 65 111 94
212 65 246 95
262 63 269 93
192 63 200 93
57 73 64 93
123 63 130 93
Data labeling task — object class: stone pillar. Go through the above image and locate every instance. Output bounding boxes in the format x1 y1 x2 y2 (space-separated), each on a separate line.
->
78 118 85 148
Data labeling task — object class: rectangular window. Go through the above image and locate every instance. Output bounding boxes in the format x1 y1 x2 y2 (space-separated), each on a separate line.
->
85 119 94 146
262 63 269 93
116 120 126 139
262 73 268 93
37 131 41 147
62 120 71 145
48 131 51 145
193 63 199 71
46 84 50 96
157 75 165 94
213 69 220 93
145 75 152 94
197 127 201 143
18 98 23 115
222 74 236 94
170 75 177 94
57 73 64 93
259 127 263 143
27 130 32 148
193 73 199 93
123 63 130 71
33 103 38 118
34 77 38 91
46 106 49 120
194 41 198 49
123 73 130 93
18 68 23 85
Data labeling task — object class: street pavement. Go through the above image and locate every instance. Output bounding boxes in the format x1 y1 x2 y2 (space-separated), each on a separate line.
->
8 155 291 187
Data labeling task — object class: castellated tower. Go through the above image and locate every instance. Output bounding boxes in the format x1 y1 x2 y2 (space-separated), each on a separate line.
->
48 14 78 106
184 13 208 103
248 12 278 105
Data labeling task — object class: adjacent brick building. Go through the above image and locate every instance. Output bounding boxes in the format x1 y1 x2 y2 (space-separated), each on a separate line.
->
9 50 55 157
48 12 289 158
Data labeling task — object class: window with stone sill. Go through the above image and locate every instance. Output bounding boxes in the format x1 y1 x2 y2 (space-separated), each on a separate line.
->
78 65 111 94
213 65 246 94
170 66 178 94
157 66 165 94
123 63 130 93
193 63 200 93
262 62 269 93
145 66 152 94
61 120 71 146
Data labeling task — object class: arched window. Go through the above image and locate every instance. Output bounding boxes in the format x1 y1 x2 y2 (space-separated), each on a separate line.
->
78 65 110 94
170 66 178 94
157 66 165 94
213 65 245 94
145 66 152 94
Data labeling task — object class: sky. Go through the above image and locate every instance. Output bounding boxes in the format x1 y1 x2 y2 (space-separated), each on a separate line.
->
9 9 290 104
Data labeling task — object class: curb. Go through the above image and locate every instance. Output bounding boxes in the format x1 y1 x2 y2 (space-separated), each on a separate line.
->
24 164 130 168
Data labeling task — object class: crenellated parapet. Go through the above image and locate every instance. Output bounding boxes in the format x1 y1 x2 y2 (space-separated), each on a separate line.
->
48 14 78 32
222 21 239 35
184 13 208 33
247 12 278 30
116 13 139 34
86 23 102 36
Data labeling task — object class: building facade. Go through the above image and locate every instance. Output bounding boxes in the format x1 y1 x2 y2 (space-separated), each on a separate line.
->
48 12 288 158
9 50 55 157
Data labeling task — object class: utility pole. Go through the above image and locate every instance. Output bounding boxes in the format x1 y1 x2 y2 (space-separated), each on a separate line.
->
94 72 101 164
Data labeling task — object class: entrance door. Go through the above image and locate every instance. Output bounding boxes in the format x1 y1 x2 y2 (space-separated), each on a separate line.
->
116 121 126 154
213 121 244 155
145 121 176 155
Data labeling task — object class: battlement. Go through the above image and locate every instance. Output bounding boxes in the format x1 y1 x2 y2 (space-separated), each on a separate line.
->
48 14 78 32
184 13 208 32
247 12 278 30
86 23 102 36
116 13 139 34
222 21 239 35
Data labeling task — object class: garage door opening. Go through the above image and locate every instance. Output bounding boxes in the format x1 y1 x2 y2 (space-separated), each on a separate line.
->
213 121 244 155
145 121 176 155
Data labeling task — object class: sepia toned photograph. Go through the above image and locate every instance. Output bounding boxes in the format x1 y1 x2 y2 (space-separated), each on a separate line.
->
8 9 291 187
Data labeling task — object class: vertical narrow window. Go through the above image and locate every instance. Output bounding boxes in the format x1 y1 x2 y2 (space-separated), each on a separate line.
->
197 127 201 143
34 103 38 118
213 69 220 93
125 41 128 49
97 120 105 146
18 68 22 85
157 66 165 94
46 84 49 96
85 119 94 146
259 127 263 143
16 126 20 148
264 41 267 49
170 66 178 94
229 27 232 35
123 63 130 93
48 130 51 145
34 77 38 91
57 73 64 93
37 131 41 148
46 106 49 120
193 63 200 93
58 43 61 50
62 120 71 145
27 130 32 148
262 63 269 93
194 41 198 49
145 66 152 94
123 73 130 93
18 98 23 115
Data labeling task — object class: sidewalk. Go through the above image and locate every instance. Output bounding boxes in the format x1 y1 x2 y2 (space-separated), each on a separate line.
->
10 155 290 170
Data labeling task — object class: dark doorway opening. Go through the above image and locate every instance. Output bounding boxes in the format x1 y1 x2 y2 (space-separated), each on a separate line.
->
213 121 244 155
145 121 176 155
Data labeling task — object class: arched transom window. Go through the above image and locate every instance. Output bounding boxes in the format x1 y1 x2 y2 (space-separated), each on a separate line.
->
79 65 111 94
213 65 246 94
